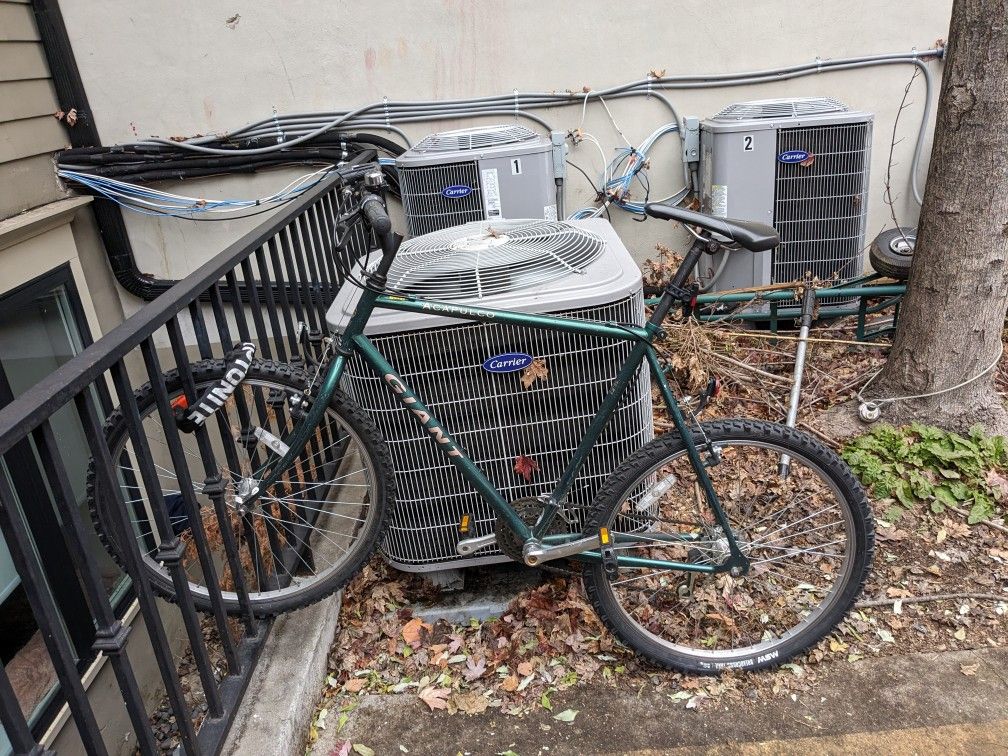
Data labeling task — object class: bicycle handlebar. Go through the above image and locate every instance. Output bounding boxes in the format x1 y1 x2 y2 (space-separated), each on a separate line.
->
360 193 392 236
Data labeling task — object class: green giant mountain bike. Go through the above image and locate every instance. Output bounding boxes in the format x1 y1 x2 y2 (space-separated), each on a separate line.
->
89 167 874 674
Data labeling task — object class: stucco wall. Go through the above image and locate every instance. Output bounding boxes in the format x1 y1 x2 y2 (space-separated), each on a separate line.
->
59 0 952 296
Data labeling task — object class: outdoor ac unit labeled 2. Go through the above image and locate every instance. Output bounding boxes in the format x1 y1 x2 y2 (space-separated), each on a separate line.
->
698 97 873 303
396 125 560 236
326 219 653 571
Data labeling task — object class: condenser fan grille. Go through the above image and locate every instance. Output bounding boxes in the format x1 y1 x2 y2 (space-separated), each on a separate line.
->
413 124 539 153
713 97 849 121
387 220 605 299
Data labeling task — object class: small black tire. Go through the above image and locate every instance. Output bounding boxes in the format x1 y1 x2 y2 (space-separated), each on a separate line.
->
88 359 396 617
869 227 916 280
581 419 874 674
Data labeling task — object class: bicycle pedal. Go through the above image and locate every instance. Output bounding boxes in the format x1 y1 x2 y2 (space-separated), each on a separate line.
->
599 527 619 580
458 513 471 535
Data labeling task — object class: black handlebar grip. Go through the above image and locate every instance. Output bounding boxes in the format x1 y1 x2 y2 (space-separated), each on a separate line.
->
361 194 392 235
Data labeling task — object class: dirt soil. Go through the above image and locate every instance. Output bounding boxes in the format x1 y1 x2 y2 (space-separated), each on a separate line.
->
318 647 1008 756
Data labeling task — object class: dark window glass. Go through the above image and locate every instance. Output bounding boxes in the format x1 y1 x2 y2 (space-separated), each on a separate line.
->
0 267 126 746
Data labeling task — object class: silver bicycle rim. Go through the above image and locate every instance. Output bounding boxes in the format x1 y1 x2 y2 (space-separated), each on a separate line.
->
108 377 379 605
600 438 856 661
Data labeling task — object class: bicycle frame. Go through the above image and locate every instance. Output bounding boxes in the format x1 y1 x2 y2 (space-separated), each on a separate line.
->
251 282 747 574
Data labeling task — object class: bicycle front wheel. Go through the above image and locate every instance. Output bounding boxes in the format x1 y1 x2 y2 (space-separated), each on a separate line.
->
88 359 394 617
582 419 873 674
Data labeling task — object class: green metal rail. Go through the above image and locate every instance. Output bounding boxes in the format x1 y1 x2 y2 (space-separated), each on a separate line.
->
646 273 906 341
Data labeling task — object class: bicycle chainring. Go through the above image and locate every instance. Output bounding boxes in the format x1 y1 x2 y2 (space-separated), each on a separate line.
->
495 497 575 568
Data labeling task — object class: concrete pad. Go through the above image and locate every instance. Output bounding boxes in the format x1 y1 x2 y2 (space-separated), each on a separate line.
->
314 647 1008 756
222 591 341 756
409 564 544 625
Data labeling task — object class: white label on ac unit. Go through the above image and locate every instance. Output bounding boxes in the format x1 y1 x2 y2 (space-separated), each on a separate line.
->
743 134 754 152
481 168 502 218
544 204 557 221
511 158 522 175
711 184 728 217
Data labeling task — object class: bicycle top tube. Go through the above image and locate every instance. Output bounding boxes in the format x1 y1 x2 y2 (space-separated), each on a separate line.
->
371 293 654 343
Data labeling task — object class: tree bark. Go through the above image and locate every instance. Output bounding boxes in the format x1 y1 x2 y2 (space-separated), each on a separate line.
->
872 0 1008 432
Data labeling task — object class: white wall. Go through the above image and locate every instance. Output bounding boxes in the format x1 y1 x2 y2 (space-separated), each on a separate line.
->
59 0 952 304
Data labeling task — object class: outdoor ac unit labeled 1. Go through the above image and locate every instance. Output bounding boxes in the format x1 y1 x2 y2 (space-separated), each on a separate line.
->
326 219 653 571
698 97 873 303
396 125 561 236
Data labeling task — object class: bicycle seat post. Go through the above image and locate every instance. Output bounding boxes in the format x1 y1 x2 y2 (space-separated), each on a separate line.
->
647 235 711 328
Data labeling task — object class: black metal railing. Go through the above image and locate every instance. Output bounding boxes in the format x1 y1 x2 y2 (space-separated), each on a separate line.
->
0 162 370 755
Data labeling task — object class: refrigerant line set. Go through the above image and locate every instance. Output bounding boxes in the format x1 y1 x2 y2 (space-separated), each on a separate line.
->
58 47 942 222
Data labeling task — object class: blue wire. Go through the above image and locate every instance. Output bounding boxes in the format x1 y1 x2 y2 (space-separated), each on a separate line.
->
566 122 683 220
59 168 331 218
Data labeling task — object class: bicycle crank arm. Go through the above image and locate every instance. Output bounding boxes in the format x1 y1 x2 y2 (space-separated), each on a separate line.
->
456 533 497 556
522 534 601 566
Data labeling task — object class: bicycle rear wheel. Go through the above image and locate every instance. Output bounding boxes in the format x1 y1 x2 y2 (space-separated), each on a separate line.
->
582 419 873 674
88 359 394 617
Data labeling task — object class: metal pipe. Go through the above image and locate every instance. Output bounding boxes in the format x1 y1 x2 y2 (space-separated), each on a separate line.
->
645 283 907 307
779 286 816 475
137 48 940 203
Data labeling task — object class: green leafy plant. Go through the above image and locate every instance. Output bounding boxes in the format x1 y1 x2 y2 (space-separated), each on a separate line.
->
842 423 1008 524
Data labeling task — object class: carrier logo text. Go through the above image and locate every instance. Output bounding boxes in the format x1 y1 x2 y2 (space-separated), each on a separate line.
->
778 150 811 164
482 352 534 373
441 185 473 199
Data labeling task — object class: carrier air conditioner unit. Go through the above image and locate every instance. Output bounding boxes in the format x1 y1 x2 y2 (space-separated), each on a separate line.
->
326 219 653 571
698 97 873 304
396 125 561 236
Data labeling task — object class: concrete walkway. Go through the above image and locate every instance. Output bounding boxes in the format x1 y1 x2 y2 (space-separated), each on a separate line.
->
222 592 342 756
316 647 1008 755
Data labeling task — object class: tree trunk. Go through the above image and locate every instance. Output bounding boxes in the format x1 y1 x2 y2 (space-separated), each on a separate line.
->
872 0 1008 432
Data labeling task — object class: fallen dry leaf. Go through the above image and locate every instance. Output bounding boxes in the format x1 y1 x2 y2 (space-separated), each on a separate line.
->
402 617 431 649
520 358 548 389
452 691 490 715
987 470 1008 502
463 656 487 682
554 708 579 722
514 455 539 482
343 678 366 693
419 686 450 711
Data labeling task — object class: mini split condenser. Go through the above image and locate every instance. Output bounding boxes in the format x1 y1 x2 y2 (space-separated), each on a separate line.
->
698 97 873 301
396 124 562 236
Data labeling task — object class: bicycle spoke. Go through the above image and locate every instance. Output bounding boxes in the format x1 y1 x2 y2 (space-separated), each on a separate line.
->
94 369 386 614
589 429 863 666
